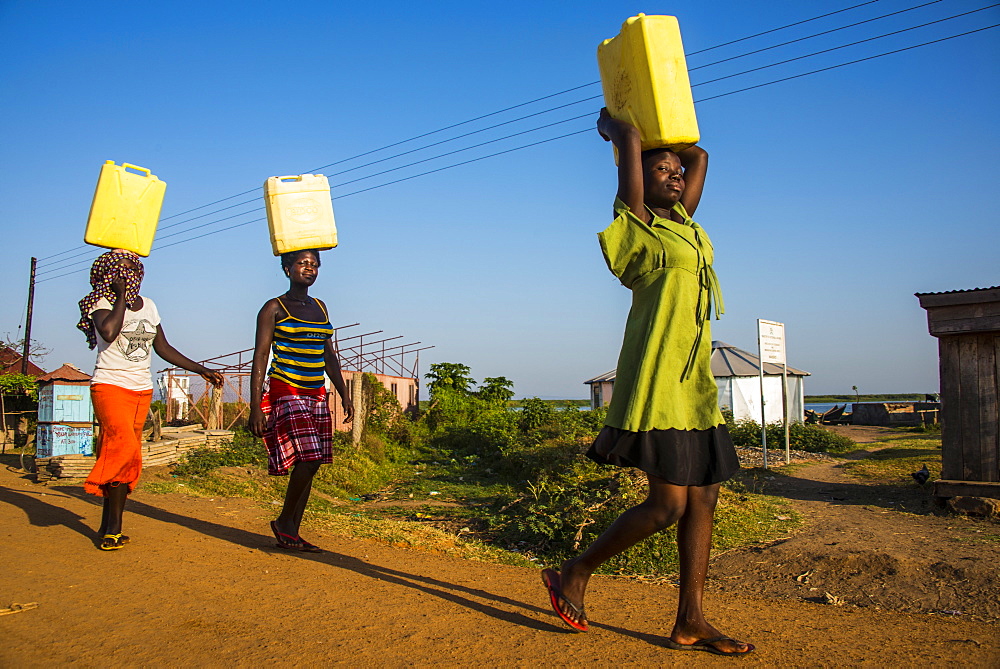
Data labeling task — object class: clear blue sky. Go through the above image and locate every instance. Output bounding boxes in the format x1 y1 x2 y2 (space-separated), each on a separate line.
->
2 0 998 398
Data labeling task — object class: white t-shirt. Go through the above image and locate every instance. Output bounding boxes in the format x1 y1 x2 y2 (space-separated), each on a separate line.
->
89 296 161 391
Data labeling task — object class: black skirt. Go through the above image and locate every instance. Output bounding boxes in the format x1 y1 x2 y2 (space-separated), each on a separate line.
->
586 423 740 486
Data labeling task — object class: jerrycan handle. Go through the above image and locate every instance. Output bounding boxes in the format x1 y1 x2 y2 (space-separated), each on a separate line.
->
121 163 153 177
277 175 304 182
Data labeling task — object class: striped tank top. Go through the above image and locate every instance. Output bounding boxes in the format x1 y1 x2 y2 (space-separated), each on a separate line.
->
268 297 334 390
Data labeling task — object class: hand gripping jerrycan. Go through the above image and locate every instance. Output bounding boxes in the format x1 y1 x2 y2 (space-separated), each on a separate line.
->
84 161 167 257
263 174 338 256
598 14 700 161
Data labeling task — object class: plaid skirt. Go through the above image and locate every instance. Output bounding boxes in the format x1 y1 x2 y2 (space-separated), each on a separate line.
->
262 393 333 476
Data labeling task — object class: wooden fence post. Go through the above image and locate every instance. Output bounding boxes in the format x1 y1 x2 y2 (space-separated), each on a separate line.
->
351 373 364 447
209 384 223 430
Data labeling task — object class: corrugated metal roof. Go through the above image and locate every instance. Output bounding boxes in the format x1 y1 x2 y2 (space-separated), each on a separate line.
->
583 369 617 384
37 363 92 384
0 345 46 378
914 285 1000 296
584 340 810 384
710 340 809 376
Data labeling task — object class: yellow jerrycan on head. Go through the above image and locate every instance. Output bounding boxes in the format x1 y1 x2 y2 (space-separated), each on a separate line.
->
264 174 338 256
597 14 700 160
84 160 166 257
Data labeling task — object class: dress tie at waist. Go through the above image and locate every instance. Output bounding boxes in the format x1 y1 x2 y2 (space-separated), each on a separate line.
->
670 202 725 382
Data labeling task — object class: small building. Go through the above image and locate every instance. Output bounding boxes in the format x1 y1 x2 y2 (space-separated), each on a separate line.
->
585 340 810 423
0 345 46 378
917 286 1000 500
332 371 418 432
35 363 94 458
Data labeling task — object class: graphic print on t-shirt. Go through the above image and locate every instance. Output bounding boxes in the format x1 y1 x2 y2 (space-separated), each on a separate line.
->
116 319 157 362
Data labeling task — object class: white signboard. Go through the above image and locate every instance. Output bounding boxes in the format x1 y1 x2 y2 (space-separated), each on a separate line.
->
757 319 786 365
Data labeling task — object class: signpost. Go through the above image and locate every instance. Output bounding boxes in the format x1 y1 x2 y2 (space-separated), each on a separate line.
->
757 319 789 467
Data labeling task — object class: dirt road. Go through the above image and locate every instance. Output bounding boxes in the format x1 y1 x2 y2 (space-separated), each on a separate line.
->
1 450 998 667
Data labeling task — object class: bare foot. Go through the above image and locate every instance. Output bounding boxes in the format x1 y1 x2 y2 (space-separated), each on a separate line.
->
670 622 753 655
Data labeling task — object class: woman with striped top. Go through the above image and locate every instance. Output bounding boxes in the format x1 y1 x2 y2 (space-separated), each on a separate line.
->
250 249 354 552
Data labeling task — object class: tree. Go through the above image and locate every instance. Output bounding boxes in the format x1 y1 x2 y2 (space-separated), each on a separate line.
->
478 376 514 403
0 373 38 399
2 333 51 363
425 362 475 395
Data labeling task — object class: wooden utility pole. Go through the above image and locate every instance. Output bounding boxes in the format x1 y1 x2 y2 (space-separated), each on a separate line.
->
21 257 37 375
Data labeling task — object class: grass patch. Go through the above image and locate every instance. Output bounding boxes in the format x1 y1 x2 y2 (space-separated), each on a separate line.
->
143 379 809 577
589 482 799 577
839 437 942 484
953 528 1000 545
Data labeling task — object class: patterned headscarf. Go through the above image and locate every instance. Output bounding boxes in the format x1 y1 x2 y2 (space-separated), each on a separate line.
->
76 249 145 349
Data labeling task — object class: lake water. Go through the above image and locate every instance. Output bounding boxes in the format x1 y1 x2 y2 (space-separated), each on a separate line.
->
805 402 853 414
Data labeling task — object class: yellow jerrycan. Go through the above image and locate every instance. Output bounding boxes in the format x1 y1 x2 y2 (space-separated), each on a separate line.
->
597 14 699 159
263 174 338 256
84 160 167 257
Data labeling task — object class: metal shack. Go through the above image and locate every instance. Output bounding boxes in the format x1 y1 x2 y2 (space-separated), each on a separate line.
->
584 340 810 423
916 286 1000 500
36 363 94 458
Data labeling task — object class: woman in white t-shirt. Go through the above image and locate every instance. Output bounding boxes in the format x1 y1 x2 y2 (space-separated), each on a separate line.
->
76 249 223 551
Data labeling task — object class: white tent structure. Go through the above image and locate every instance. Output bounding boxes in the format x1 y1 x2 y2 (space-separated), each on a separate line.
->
712 341 809 423
584 341 810 423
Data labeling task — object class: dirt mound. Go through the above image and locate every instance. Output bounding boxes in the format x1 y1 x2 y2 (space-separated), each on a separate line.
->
709 453 1000 622
712 542 1000 620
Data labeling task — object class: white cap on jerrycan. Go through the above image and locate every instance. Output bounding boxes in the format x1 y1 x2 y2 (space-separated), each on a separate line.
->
83 160 167 257
597 14 700 162
263 174 338 256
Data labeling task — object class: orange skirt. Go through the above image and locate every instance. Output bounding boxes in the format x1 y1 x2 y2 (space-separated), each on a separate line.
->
84 383 153 497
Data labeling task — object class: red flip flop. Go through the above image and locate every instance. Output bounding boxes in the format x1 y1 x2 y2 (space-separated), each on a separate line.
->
297 537 323 553
541 568 588 632
270 521 302 550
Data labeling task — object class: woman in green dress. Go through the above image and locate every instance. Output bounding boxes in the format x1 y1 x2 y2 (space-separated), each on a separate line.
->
541 109 752 657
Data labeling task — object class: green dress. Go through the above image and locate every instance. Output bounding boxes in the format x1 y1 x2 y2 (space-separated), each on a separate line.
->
586 198 739 485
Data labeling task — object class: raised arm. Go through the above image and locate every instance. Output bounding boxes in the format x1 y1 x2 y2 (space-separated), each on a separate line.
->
323 338 354 423
249 299 279 437
90 276 130 343
152 325 224 387
597 108 648 222
674 144 708 218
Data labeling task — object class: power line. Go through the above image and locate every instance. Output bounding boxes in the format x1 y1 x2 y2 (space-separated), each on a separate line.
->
148 94 601 236
39 18 998 285
331 128 594 199
94 10 999 256
37 20 999 283
687 0 885 55
329 113 594 189
36 1 895 264
695 21 999 103
690 0 943 71
693 4 1000 88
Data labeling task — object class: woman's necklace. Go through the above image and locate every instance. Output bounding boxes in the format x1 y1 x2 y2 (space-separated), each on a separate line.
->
283 292 313 306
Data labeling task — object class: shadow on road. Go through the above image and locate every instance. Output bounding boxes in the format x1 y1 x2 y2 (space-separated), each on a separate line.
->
6 477 757 648
34 484 587 635
0 485 94 540
734 462 938 514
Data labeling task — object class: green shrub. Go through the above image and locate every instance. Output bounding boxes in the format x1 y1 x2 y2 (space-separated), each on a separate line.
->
172 429 267 477
313 431 407 497
519 397 554 432
0 373 38 400
727 417 854 453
